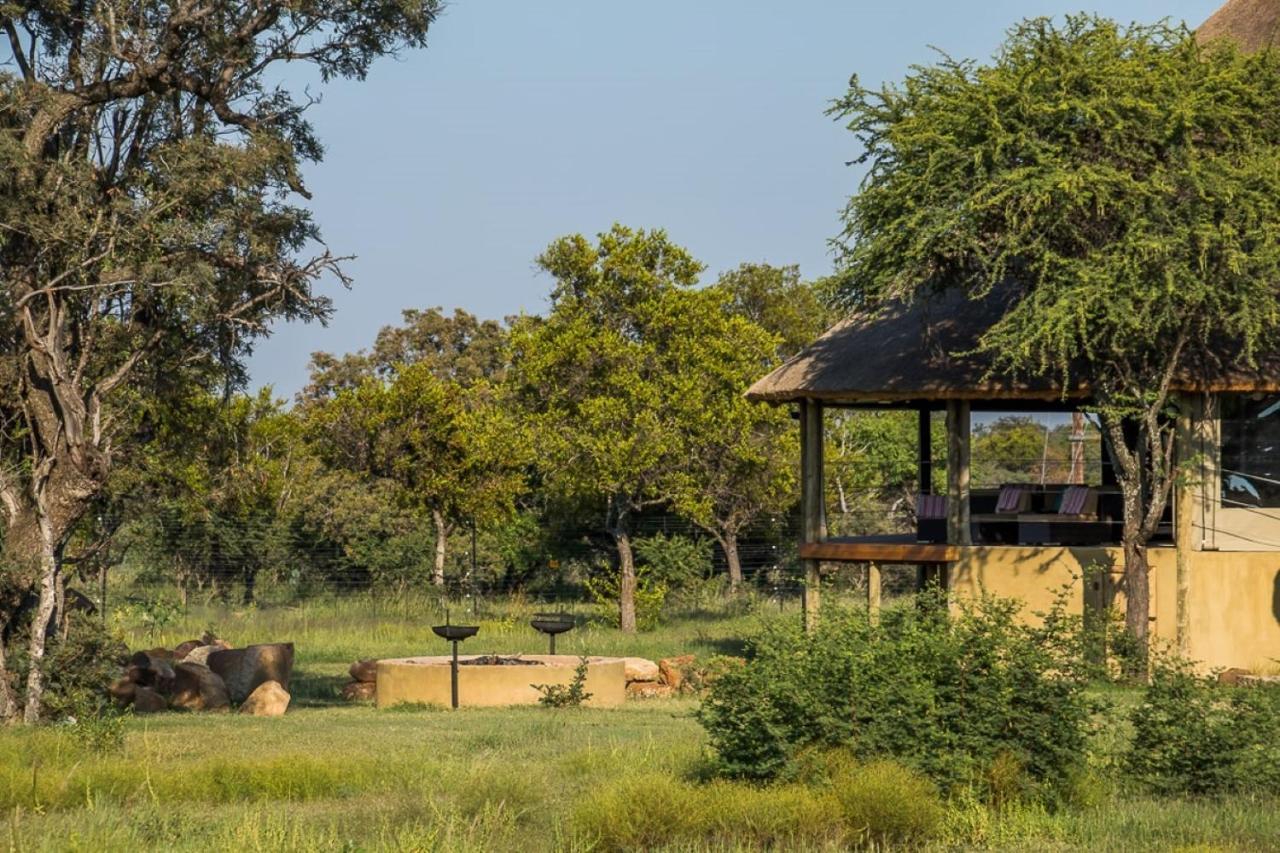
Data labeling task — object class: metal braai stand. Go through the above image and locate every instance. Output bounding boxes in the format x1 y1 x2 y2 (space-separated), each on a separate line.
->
530 612 575 655
432 611 479 709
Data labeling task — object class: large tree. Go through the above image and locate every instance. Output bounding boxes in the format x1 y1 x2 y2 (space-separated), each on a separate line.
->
510 226 749 631
831 17 1280 661
0 0 438 722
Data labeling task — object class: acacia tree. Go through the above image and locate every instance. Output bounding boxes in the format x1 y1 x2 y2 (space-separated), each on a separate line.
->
831 17 1280 661
0 0 438 722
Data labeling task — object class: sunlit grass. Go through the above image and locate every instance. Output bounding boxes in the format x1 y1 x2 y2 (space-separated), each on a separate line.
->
4 595 1278 850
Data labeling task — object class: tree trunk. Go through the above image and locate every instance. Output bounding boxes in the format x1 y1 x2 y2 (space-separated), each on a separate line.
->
609 498 637 634
720 530 743 592
22 517 60 723
242 564 257 606
431 509 448 587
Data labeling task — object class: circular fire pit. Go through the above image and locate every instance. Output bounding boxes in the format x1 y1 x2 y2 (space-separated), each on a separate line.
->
375 654 626 709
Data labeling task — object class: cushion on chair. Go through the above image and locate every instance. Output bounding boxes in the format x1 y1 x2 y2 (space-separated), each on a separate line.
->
995 484 1032 514
916 493 947 519
1059 485 1093 516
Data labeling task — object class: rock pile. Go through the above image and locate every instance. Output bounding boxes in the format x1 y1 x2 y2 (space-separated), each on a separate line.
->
342 659 378 701
623 655 697 699
109 633 294 717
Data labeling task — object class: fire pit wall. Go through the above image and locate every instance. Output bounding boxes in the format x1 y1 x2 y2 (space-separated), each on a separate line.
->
375 654 626 709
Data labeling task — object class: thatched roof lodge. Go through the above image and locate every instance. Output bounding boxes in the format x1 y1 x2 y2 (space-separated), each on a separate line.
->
750 1 1280 670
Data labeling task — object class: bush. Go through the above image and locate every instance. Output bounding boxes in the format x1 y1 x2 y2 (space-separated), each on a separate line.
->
1127 659 1280 796
830 759 945 846
697 589 1095 799
633 533 713 589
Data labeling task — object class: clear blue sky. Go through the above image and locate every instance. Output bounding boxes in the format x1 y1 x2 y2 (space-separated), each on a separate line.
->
249 0 1222 397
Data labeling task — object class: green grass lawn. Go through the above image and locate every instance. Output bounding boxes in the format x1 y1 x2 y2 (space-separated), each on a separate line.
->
2 594 1279 851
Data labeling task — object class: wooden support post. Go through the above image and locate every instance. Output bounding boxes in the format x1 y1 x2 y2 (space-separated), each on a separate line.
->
916 406 934 591
918 407 933 495
800 399 826 632
942 400 971 593
867 562 881 623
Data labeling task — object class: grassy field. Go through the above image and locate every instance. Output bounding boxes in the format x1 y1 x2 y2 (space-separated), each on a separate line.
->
2 594 1279 851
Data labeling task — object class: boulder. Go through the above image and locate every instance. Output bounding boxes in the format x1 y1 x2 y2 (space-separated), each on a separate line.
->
108 678 137 706
240 680 290 717
341 680 376 701
349 659 378 683
180 644 223 667
132 686 168 713
208 643 294 703
626 681 675 700
620 657 660 683
174 640 203 661
169 662 231 712
658 655 696 691
127 651 175 692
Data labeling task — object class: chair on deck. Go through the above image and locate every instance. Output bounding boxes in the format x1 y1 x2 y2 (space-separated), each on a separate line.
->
995 484 1033 514
916 493 948 520
1055 485 1098 519
915 493 948 543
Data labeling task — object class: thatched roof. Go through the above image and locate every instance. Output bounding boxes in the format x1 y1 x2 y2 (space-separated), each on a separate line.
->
746 287 1074 404
745 287 1280 404
1197 0 1280 52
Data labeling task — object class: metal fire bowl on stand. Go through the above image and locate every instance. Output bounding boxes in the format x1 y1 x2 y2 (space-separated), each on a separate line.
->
530 613 575 654
432 624 479 642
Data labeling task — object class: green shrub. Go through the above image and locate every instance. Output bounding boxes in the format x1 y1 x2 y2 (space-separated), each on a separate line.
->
697 589 1095 799
1127 659 1280 796
533 657 593 708
633 533 713 589
830 759 945 846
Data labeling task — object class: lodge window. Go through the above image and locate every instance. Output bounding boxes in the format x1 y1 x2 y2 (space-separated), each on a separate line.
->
1220 393 1280 509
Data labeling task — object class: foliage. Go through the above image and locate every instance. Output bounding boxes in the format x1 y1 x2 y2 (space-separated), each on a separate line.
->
309 362 528 586
716 263 835 359
698 590 1096 798
533 657 593 708
303 307 509 402
632 533 713 589
1127 660 1280 796
830 14 1280 653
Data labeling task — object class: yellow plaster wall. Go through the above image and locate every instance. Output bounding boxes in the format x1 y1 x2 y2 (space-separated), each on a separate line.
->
949 546 1280 671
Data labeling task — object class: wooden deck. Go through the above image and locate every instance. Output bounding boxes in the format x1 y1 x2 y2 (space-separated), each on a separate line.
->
798 534 959 564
